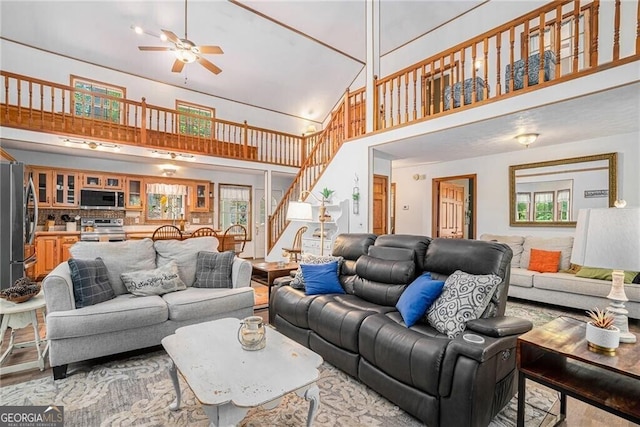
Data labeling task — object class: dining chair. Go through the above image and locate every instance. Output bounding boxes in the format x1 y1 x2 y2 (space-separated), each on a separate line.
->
152 225 183 241
282 226 307 262
190 227 219 238
222 224 248 256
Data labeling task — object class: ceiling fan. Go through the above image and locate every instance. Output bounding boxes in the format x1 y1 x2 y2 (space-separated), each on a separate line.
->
138 0 223 75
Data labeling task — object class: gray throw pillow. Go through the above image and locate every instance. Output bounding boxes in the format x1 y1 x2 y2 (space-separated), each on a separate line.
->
68 257 116 308
290 253 344 290
426 270 501 338
121 260 187 296
192 251 235 288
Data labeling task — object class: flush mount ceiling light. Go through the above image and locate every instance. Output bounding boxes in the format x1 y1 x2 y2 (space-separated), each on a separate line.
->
61 137 120 151
515 133 539 147
162 167 177 177
302 125 317 136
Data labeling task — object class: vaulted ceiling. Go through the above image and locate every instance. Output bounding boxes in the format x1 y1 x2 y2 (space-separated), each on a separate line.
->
0 0 483 123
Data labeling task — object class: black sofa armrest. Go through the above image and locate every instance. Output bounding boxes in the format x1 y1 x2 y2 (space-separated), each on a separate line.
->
466 316 532 337
438 317 532 397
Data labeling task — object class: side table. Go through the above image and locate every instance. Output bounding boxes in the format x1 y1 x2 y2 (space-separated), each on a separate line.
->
0 292 49 375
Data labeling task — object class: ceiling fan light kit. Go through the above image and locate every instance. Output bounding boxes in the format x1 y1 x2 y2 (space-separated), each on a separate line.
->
137 0 223 75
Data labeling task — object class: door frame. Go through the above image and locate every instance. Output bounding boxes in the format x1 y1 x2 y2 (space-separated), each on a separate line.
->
373 174 388 235
432 174 477 239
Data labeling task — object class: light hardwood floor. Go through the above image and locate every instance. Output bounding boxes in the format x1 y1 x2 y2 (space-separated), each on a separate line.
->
1 308 636 426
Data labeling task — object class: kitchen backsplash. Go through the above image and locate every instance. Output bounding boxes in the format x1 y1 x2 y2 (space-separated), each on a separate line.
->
35 208 213 226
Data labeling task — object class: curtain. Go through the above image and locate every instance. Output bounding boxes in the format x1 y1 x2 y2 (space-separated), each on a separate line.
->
220 185 250 201
146 183 188 195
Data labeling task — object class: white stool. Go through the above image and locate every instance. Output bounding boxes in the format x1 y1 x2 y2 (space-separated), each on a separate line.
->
0 291 49 375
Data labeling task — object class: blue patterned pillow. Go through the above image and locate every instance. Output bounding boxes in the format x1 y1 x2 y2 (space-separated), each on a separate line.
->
192 251 235 288
68 257 116 308
426 270 501 338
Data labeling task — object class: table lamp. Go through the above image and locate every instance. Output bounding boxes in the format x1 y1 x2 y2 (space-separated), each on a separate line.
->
570 207 640 343
286 191 327 255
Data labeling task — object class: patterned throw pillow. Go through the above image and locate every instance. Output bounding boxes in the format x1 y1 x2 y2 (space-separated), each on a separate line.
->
290 253 344 290
192 251 235 288
121 260 187 296
68 257 116 308
426 270 501 338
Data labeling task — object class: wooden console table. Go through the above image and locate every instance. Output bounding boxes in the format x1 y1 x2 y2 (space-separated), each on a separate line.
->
517 317 640 426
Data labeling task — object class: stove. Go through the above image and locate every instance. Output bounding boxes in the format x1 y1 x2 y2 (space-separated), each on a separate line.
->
80 218 126 242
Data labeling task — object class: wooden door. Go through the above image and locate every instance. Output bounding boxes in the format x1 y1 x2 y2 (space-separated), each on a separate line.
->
438 182 464 239
373 175 388 235
35 236 59 279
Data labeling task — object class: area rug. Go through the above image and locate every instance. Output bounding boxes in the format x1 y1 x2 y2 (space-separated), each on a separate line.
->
251 281 269 308
0 300 567 426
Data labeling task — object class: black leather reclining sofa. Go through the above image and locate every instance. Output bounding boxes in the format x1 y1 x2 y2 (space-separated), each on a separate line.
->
270 233 533 427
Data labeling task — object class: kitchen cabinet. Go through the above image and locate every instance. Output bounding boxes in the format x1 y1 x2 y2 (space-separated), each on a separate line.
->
35 236 59 279
126 177 143 210
190 182 210 212
81 173 124 190
28 168 53 207
52 171 79 207
301 199 349 256
59 235 79 263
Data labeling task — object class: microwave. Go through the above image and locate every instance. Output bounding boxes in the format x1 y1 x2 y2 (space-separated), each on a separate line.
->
80 189 125 210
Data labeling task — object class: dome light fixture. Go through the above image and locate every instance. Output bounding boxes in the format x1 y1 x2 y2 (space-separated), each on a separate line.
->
515 133 539 147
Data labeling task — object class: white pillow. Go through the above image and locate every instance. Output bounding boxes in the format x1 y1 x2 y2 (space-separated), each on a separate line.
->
479 234 525 267
121 260 186 296
154 237 219 286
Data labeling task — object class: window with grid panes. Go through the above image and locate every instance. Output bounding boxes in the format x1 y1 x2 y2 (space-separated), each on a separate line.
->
72 76 124 123
219 184 252 240
534 191 554 222
556 189 571 221
176 100 215 138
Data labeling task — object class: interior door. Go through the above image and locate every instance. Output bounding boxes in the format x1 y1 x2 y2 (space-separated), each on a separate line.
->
373 175 388 235
438 182 464 238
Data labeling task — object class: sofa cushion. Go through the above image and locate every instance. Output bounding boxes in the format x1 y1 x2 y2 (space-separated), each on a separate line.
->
355 255 416 285
192 251 235 288
68 257 116 308
154 237 218 286
479 234 525 266
302 261 345 295
161 286 255 322
372 234 431 271
396 273 445 327
528 248 561 273
308 297 374 353
521 236 574 270
426 270 501 338
359 312 449 396
290 253 344 290
509 268 536 288
70 239 156 295
368 246 414 261
270 286 320 329
46 294 168 339
533 273 640 303
121 260 186 296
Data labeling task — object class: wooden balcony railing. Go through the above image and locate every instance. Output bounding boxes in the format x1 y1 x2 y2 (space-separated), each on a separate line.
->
1 70 307 168
374 0 640 131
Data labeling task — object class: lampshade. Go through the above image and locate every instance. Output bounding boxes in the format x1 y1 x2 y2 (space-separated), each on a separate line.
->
286 201 313 221
570 207 640 271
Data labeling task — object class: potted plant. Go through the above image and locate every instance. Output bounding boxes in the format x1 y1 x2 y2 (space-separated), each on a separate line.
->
320 187 334 203
585 307 619 355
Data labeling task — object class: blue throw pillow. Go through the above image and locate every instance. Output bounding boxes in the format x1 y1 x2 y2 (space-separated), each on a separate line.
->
396 272 444 327
301 261 345 295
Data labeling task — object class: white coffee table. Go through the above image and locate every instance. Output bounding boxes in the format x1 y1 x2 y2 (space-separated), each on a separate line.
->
161 318 323 426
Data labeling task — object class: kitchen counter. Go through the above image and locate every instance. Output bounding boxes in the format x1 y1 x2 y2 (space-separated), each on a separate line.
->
35 231 81 236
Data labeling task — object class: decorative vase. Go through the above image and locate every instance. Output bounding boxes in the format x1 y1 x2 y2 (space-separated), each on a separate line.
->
585 321 620 355
237 316 266 351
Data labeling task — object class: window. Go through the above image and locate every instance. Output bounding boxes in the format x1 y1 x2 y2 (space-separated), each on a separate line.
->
516 192 531 221
219 184 252 239
527 6 592 75
534 192 554 222
146 183 187 222
71 76 125 123
176 100 215 138
556 189 571 221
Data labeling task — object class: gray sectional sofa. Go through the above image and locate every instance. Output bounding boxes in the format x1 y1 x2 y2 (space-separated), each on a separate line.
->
479 234 640 319
42 237 254 379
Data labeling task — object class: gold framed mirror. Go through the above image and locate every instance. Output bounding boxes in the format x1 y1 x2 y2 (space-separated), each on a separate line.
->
509 153 617 227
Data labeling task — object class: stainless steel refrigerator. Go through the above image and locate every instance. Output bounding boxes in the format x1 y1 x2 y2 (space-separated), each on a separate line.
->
1 161 38 289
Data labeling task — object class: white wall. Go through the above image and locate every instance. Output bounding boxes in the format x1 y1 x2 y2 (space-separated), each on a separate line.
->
392 132 640 238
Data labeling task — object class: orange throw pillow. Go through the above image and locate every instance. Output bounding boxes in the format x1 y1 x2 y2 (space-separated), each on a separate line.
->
528 248 561 273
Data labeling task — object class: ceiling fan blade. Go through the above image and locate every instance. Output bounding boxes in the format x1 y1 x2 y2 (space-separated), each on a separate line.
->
138 46 172 51
161 29 181 44
172 59 186 73
198 45 224 55
197 56 222 75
